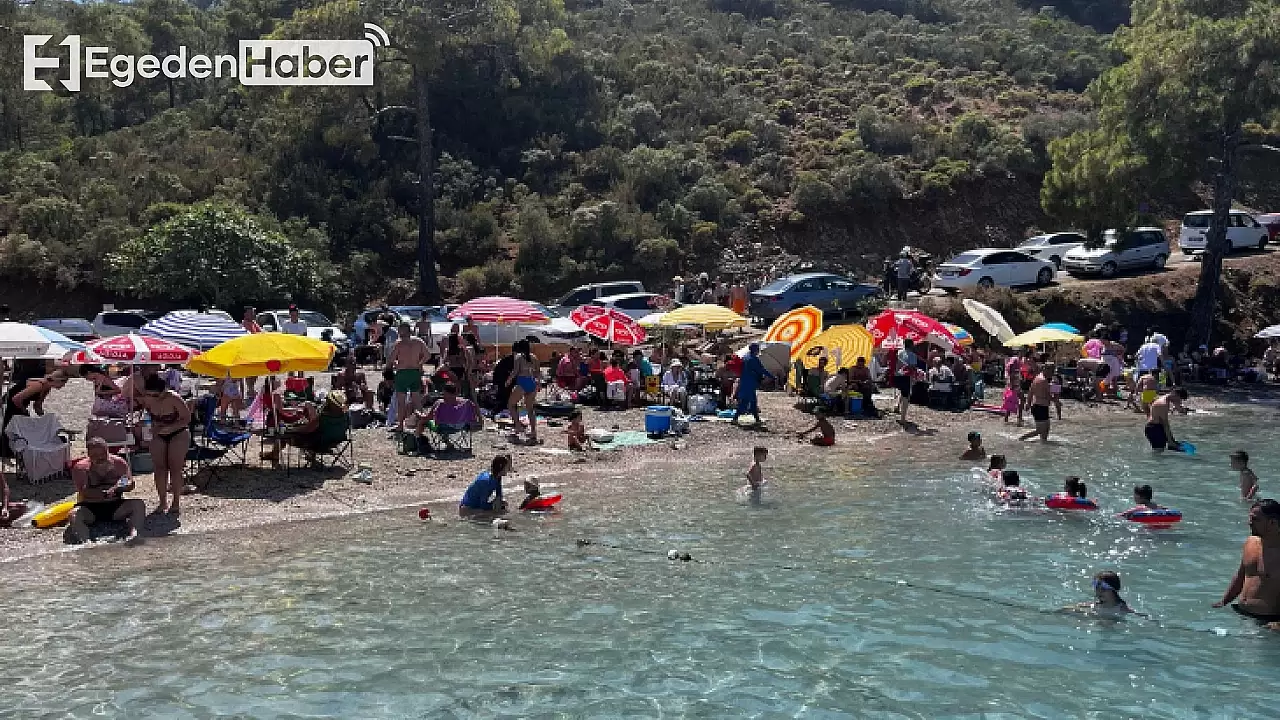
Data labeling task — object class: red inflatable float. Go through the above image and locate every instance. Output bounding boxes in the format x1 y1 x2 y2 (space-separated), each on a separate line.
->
1123 508 1182 527
1045 493 1098 511
521 494 563 511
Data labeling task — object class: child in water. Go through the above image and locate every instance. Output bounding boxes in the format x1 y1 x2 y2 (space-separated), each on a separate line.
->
1120 484 1163 518
999 384 1019 423
566 409 591 452
960 431 986 461
796 408 835 446
987 454 1007 482
997 469 1029 504
745 446 768 502
518 479 541 510
1063 476 1088 498
1231 450 1259 500
1049 371 1064 420
1063 571 1136 618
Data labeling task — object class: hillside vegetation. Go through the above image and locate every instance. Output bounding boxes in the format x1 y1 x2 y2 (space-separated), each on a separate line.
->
0 0 1124 311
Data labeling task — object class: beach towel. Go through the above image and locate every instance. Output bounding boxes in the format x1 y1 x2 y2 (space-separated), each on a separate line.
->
595 430 660 451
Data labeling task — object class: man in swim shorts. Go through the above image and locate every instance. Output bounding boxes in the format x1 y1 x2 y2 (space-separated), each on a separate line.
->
390 322 430 433
68 437 146 543
1214 499 1280 630
1018 363 1054 442
1144 387 1188 451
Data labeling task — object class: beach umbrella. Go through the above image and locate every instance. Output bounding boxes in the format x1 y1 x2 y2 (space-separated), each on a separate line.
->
186 332 334 379
141 311 248 350
637 312 665 328
1039 322 1080 335
70 334 197 364
1003 327 1085 347
657 304 748 332
764 306 823 359
448 296 548 325
942 323 974 347
736 341 792 377
569 305 647 346
866 309 962 353
1256 325 1280 339
961 299 1016 343
792 325 875 380
0 322 52 358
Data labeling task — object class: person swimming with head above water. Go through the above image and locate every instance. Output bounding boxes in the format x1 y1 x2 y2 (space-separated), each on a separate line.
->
996 469 1029 504
1063 476 1088 499
1121 484 1162 517
1215 498 1280 630
1063 571 1137 618
960 431 986 462
986 454 1007 482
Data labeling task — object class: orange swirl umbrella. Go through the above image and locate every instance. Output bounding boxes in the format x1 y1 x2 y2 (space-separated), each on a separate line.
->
764 306 823 359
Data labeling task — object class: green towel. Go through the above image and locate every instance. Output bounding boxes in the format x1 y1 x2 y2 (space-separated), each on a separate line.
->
596 430 660 450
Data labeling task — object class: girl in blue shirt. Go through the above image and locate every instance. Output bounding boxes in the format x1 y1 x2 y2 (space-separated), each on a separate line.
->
459 455 511 518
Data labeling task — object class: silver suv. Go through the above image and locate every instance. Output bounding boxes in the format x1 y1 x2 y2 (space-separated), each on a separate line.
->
1062 228 1170 278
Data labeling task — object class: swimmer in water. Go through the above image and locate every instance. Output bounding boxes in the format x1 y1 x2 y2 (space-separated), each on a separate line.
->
960 431 986 461
996 469 1029 504
745 446 767 502
1214 499 1280 630
1063 571 1137 618
1063 476 1088 499
796 408 835 447
1231 450 1259 500
1120 484 1163 519
987 454 1007 483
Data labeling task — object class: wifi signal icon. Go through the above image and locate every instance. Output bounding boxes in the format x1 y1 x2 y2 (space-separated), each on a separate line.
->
363 22 391 48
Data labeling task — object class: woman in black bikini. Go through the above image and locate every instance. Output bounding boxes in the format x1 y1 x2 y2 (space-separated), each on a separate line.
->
1 369 69 456
141 374 191 514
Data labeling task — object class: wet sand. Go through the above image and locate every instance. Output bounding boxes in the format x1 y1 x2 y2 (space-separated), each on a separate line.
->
2 374 1264 564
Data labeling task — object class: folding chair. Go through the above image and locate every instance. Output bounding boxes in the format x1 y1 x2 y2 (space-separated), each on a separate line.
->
295 414 355 470
189 395 252 483
423 421 475 455
3 413 71 484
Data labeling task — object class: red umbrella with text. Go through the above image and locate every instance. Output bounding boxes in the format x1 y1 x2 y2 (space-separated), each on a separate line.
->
569 305 647 346
866 309 961 354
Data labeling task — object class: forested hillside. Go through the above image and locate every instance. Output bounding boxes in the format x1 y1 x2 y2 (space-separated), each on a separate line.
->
0 0 1127 312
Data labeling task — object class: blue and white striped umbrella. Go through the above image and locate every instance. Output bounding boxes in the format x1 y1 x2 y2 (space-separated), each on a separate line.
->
141 311 247 351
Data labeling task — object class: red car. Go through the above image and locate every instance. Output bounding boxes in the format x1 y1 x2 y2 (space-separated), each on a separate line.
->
1256 213 1280 243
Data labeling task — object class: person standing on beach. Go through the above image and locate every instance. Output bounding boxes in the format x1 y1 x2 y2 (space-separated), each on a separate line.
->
729 280 748 317
389 322 430 433
732 343 775 426
894 339 918 426
1144 387 1188 451
893 252 913 302
1214 499 1280 630
1019 363 1054 442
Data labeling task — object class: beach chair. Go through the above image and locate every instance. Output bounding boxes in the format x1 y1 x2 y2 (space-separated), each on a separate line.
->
3 413 71 484
189 395 252 483
421 399 480 455
298 414 355 471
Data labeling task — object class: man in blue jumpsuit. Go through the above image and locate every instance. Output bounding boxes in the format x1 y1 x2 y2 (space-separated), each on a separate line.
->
733 343 775 426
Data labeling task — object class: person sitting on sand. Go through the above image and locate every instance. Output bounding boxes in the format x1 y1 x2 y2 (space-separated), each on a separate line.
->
459 455 511 519
265 391 350 467
1063 571 1136 618
796 408 835 446
566 409 591 452
1144 387 1188 451
745 446 768 503
1215 498 1280 630
410 383 479 453
518 479 542 510
960 431 986 461
1232 450 1260 500
67 437 145 544
1120 484 1163 518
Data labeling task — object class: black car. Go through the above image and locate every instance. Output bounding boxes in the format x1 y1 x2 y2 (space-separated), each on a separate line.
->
35 317 98 342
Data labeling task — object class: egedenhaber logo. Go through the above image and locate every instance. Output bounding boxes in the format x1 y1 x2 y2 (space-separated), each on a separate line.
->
24 22 390 91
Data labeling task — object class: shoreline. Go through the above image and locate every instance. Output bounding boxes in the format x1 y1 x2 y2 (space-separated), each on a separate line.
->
3 376 1277 567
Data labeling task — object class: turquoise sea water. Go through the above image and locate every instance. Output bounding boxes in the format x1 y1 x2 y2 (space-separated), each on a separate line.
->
4 403 1280 718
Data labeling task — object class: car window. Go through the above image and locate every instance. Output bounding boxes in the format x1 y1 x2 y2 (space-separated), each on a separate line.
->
1182 214 1210 229
1142 231 1166 246
757 278 792 294
793 279 820 292
257 313 277 329
1006 252 1036 263
946 253 982 265
603 283 640 296
561 289 595 307
828 280 854 291
1055 233 1086 244
1020 238 1046 247
982 253 1012 264
102 312 146 329
296 311 331 326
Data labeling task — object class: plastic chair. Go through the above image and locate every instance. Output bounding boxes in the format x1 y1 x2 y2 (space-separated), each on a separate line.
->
3 413 71 484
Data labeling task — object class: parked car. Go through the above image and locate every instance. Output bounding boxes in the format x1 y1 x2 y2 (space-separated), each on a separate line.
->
934 249 1056 292
427 304 586 363
550 281 646 314
1179 210 1269 254
1062 227 1170 278
352 305 455 343
1016 232 1086 269
587 292 675 320
1256 213 1280 243
257 309 351 365
34 317 97 342
749 272 881 321
91 309 163 338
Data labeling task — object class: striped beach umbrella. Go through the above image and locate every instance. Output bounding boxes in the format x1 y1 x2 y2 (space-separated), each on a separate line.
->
141 311 248 350
569 305 647 346
71 334 197 364
448 296 548 325
764 306 823 359
657 304 747 332
942 323 974 346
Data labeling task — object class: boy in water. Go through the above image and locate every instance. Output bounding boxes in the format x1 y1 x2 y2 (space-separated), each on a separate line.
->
745 446 768 502
1063 476 1088 498
1232 450 1259 500
997 469 1029 504
796 408 836 446
1121 484 1163 518
518 479 542 510
1063 571 1136 618
987 454 1007 482
960 431 986 461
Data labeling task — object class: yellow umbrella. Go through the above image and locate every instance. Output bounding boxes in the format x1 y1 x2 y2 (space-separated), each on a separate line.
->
657 304 748 332
791 324 875 382
764 306 824 359
1003 327 1084 347
186 332 335 379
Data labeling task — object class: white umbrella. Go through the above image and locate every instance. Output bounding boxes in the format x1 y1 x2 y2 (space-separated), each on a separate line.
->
961 299 1016 343
0 322 52 359
736 341 792 378
1255 325 1280 339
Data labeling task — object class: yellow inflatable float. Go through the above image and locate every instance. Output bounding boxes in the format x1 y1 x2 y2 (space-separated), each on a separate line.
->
31 500 75 529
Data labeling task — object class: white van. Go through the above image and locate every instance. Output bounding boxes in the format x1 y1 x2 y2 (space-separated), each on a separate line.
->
1179 210 1269 254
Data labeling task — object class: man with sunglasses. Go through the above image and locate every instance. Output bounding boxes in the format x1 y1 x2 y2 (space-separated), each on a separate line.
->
1215 499 1280 630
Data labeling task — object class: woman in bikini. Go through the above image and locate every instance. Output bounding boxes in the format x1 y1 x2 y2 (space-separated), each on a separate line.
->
506 339 541 444
1 369 69 455
141 374 191 515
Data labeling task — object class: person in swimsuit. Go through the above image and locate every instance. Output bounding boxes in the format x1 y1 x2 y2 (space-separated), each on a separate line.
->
960 431 986 461
1119 484 1163 519
390 321 430 433
1145 387 1188 451
459 455 510 519
1062 571 1137 618
141 374 191 515
796 407 836 446
441 325 469 396
1215 498 1280 630
1232 450 1260 500
745 446 767 503
1 369 69 456
1019 363 1054 442
68 437 146 543
506 339 541 444
996 470 1030 505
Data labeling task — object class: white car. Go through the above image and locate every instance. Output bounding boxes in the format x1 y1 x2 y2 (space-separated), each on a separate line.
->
1063 227 1170 277
1179 210 1269 254
549 281 646 315
256 309 349 345
91 309 164 338
587 292 674 320
934 249 1056 292
1016 232 1086 270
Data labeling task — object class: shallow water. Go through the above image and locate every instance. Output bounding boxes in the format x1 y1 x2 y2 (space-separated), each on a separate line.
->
4 404 1280 718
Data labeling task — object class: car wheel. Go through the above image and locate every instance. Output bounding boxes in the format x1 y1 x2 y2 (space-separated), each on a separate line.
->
1100 261 1117 278
1259 236 1269 251
1152 254 1167 270
942 288 959 296
1050 255 1061 270
977 277 995 289
1036 267 1053 286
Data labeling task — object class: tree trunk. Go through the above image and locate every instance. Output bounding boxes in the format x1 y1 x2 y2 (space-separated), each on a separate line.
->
414 67 441 304
1187 128 1240 349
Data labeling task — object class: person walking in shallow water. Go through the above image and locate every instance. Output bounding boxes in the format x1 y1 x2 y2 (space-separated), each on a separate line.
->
732 343 774 427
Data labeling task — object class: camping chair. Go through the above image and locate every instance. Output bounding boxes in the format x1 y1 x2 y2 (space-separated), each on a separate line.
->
3 413 72 484
188 395 252 483
293 414 355 471
421 399 480 455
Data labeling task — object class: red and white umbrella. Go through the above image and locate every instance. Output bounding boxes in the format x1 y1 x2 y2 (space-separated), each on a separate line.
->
68 334 197 364
569 305 647 346
866 309 961 353
448 296 548 325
